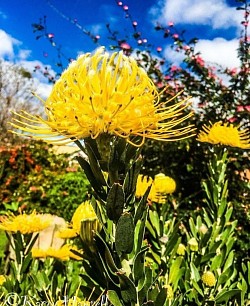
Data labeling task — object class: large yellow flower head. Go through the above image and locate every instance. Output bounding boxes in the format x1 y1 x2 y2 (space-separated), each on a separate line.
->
11 47 194 146
197 121 250 149
0 211 52 234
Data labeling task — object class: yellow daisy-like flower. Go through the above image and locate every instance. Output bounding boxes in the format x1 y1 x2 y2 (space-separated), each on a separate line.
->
201 271 216 287
0 211 52 234
197 121 250 149
11 47 194 147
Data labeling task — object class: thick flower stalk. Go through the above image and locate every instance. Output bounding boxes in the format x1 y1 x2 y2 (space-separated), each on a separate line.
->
197 121 250 149
11 47 194 146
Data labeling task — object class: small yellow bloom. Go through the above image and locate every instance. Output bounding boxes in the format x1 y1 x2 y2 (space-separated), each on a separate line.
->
0 275 6 285
197 121 250 149
0 212 52 234
188 237 198 252
202 271 216 287
176 243 186 256
11 47 194 147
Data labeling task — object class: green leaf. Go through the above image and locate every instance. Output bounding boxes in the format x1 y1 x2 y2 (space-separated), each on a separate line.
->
223 250 235 272
133 247 148 284
75 155 107 200
215 289 241 303
85 140 107 186
107 290 124 306
155 288 167 306
169 257 183 284
107 183 125 222
149 210 160 237
115 212 135 254
190 262 200 282
116 271 137 303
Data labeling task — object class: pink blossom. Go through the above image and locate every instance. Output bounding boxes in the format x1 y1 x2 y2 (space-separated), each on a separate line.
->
156 46 162 52
228 117 237 123
95 35 100 40
123 5 129 10
172 33 179 39
117 1 123 5
245 105 250 111
168 21 174 27
137 39 142 44
170 65 180 72
120 42 131 50
237 106 244 112
133 21 138 26
183 45 190 51
47 33 54 39
143 38 147 43
195 55 205 66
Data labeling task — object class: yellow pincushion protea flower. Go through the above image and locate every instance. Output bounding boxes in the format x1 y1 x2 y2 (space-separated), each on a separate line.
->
0 211 52 234
150 173 176 203
135 175 153 198
201 271 216 287
197 121 250 149
135 173 176 203
32 245 83 261
11 47 194 147
57 201 99 239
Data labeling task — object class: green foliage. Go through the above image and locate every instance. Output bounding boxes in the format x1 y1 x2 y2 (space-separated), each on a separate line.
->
0 140 90 220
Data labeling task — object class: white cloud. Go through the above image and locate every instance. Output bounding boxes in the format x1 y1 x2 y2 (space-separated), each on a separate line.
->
163 37 240 69
195 37 240 68
0 30 17 59
151 0 242 30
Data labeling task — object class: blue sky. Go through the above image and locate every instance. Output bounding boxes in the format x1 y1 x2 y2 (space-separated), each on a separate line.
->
0 0 246 96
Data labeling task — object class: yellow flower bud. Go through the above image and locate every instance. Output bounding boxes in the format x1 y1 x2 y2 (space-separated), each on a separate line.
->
202 271 216 287
176 243 186 256
199 223 208 234
165 284 174 299
188 237 198 251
